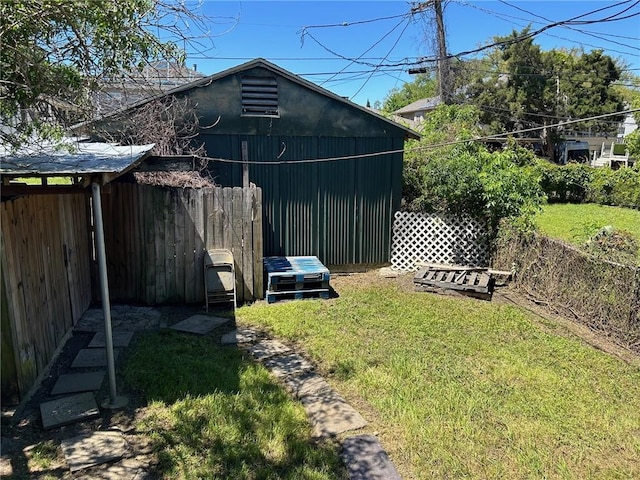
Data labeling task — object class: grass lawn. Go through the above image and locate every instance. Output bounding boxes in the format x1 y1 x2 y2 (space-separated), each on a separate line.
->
124 331 346 479
235 275 640 479
536 203 640 245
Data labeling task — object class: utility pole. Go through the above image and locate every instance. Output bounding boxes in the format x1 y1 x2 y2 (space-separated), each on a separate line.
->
408 0 451 104
434 0 450 104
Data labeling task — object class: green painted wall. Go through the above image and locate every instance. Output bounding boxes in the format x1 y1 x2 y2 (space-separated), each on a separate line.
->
90 63 411 265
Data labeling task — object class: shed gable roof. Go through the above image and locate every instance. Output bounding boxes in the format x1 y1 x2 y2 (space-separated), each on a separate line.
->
84 58 419 140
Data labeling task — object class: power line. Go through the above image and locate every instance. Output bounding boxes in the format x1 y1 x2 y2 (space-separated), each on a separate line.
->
497 0 640 51
319 16 410 86
351 17 413 98
410 1 640 73
453 0 640 51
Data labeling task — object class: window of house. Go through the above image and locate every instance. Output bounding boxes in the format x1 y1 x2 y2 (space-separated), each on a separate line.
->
241 76 279 116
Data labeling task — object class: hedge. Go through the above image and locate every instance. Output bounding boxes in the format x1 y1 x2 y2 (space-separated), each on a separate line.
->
537 161 640 209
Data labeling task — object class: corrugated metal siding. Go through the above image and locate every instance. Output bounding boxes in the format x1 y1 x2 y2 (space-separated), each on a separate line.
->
200 134 402 265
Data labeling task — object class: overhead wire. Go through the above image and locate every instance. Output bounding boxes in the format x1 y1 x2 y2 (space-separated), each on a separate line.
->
318 16 410 86
351 17 413 98
497 0 640 51
164 109 638 166
299 0 640 71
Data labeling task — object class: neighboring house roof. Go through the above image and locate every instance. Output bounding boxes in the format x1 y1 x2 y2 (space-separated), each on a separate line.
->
79 58 419 140
393 96 442 116
366 106 420 130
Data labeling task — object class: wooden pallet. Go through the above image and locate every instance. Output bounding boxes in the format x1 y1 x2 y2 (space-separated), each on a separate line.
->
413 263 508 300
266 288 330 304
264 256 332 303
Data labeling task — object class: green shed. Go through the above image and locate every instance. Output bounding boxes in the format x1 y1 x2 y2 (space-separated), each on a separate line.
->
90 59 419 267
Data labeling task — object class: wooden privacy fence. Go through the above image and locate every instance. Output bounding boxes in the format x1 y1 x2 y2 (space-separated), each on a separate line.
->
1 193 93 402
101 183 263 305
390 212 489 270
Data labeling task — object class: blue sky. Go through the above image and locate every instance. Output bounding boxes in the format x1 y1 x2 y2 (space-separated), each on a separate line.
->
178 1 640 105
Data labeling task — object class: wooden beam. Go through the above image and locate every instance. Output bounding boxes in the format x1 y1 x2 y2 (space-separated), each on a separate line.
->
101 150 154 185
242 141 249 188
1 185 89 196
135 155 197 173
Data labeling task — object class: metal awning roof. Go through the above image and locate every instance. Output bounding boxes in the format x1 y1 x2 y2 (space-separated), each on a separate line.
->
0 140 154 177
0 139 154 195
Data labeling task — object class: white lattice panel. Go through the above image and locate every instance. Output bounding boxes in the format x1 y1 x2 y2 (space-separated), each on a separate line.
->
391 212 489 271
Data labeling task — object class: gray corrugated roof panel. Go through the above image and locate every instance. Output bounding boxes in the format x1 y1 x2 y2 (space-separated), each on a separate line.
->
0 140 154 176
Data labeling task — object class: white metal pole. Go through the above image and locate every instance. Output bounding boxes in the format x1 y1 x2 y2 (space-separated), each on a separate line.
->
91 182 128 409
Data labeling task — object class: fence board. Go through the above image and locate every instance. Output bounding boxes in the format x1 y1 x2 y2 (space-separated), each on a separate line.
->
164 189 176 302
183 190 196 304
173 190 186 301
232 188 244 302
50 196 71 333
122 185 133 297
97 183 262 305
212 187 224 249
1 200 31 393
242 187 254 300
193 189 206 303
143 186 157 304
2 193 92 400
253 186 264 299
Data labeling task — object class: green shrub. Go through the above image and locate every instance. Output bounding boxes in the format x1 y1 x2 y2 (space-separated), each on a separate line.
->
537 161 593 203
410 147 544 235
588 166 640 208
536 161 639 209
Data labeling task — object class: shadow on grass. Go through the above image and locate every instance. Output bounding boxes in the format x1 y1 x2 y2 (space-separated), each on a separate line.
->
123 330 346 479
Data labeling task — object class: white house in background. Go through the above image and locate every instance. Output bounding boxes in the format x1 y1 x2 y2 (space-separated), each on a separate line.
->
94 61 203 117
393 96 442 124
617 111 638 139
591 112 637 168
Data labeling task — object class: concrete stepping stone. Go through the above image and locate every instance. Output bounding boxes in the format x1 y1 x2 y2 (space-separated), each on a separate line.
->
220 328 258 345
71 349 120 368
341 434 402 480
73 308 105 332
300 389 368 438
170 314 229 334
89 330 134 348
75 456 151 479
263 353 315 378
61 431 126 472
51 371 106 395
247 339 291 361
40 392 100 430
0 455 12 477
280 372 333 400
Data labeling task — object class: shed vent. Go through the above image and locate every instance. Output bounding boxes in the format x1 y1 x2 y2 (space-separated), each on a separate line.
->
241 76 279 116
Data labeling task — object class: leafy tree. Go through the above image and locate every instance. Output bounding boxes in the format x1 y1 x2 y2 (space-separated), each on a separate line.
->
560 50 623 134
0 0 209 149
467 28 549 134
466 28 624 160
381 73 437 113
